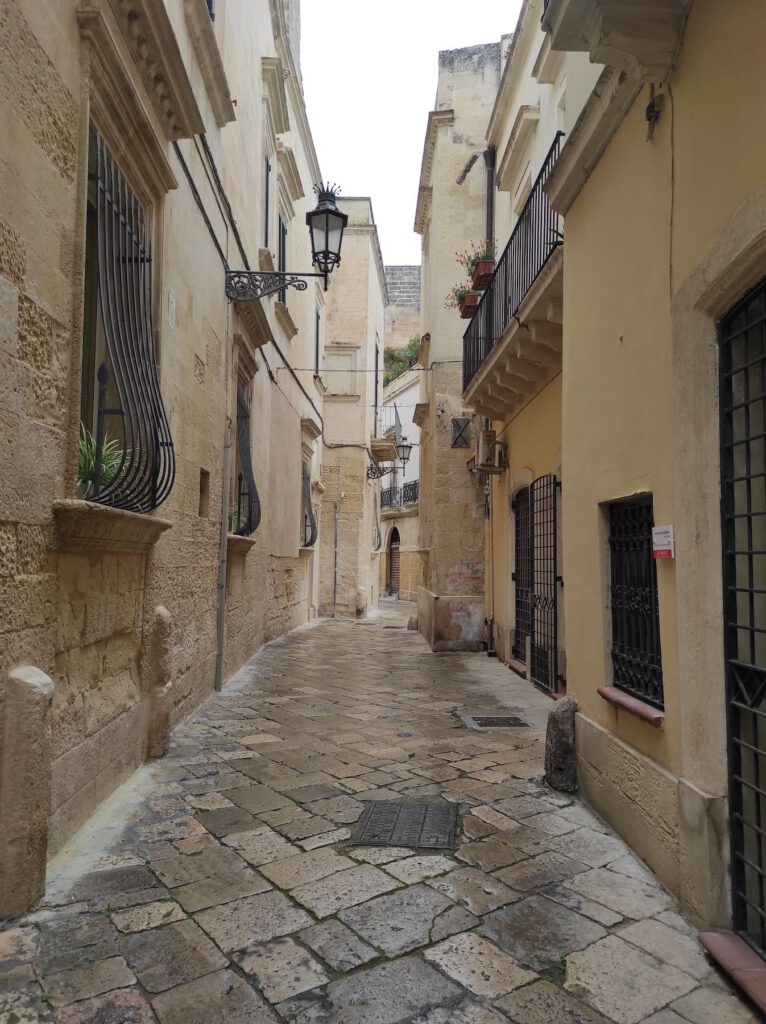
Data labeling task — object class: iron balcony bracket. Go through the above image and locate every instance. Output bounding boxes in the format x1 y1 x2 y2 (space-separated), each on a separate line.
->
225 269 327 302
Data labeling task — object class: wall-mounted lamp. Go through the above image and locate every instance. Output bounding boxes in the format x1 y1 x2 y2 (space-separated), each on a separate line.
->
225 183 348 302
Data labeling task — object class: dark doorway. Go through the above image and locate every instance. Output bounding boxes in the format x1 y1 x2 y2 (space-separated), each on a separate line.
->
387 527 401 596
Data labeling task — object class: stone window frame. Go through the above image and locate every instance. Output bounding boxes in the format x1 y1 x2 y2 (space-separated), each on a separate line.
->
59 1 200 537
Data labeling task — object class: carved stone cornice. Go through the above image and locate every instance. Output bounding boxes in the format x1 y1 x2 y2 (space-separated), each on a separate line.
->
542 0 691 82
78 2 178 196
234 299 275 354
277 142 304 203
91 0 204 139
183 0 236 128
415 110 454 234
496 104 540 192
544 66 642 215
262 57 290 135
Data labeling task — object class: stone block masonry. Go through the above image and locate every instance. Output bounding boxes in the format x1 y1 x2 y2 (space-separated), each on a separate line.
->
0 666 54 918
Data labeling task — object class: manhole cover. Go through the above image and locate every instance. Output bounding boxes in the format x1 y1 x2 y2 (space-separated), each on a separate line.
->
352 801 458 849
461 714 531 730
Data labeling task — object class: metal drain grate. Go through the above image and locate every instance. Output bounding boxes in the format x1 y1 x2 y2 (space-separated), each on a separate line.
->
352 801 458 849
461 714 531 730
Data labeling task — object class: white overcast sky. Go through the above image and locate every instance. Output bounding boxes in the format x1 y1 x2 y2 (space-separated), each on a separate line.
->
301 2 522 267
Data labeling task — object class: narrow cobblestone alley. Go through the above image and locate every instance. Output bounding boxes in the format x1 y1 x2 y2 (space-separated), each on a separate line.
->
0 607 758 1024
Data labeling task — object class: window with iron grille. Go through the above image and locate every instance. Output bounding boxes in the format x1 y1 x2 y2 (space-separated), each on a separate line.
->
451 417 471 448
608 499 663 708
301 463 317 547
512 487 532 662
278 214 288 304
78 127 174 512
231 381 261 536
264 155 271 248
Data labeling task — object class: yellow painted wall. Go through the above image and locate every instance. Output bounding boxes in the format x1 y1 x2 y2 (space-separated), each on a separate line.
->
562 0 766 806
490 375 562 665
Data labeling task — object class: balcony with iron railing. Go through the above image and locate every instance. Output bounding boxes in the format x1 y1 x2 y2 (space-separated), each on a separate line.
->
463 133 564 412
381 480 419 511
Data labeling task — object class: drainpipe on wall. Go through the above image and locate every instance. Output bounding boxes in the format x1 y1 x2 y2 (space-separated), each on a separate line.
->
332 501 339 618
214 422 232 691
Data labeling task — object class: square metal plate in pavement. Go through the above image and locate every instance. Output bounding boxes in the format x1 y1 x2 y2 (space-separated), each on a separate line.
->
352 801 458 849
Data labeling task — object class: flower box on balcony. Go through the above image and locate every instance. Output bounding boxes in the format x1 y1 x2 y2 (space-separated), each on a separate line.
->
472 260 495 290
459 293 481 319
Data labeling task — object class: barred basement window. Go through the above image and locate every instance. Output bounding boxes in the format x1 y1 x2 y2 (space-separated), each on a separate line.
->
609 499 664 709
79 128 174 512
231 381 261 536
301 463 317 548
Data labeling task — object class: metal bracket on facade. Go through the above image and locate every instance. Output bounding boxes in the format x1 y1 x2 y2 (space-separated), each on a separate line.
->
225 269 326 302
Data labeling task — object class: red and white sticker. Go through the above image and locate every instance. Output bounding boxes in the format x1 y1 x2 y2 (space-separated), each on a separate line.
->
652 525 675 560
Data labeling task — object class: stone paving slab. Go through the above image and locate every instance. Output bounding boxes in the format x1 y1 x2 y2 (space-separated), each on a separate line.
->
1 609 756 1024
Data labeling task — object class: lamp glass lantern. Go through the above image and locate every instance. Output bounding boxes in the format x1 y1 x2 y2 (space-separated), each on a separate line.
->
396 441 413 465
306 184 348 285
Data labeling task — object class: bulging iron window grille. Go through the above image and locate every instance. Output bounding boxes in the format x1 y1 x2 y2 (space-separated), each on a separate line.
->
451 417 471 448
608 499 664 709
301 463 318 548
78 128 174 512
232 382 261 536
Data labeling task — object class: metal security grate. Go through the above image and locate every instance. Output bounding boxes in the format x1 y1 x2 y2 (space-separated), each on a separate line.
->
352 801 458 849
530 474 559 693
84 130 175 512
720 279 766 957
512 487 532 661
609 500 663 708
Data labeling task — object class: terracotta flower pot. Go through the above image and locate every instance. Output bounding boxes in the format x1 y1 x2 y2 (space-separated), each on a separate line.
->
472 259 495 290
459 292 481 319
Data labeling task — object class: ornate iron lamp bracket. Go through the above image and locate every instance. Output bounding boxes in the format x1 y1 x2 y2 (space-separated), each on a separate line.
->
367 463 394 480
225 269 326 302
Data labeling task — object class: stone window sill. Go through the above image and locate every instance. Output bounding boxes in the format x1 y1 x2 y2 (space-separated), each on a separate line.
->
53 500 171 556
698 931 766 1016
597 686 664 729
227 533 256 557
299 545 315 556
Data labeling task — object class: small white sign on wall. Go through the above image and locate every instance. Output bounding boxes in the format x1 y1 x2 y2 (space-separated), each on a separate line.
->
652 525 675 560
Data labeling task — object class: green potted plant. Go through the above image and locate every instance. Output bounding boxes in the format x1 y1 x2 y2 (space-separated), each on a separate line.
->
77 423 126 499
456 239 496 291
444 282 480 318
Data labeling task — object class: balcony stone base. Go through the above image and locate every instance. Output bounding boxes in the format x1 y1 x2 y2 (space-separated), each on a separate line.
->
417 588 484 652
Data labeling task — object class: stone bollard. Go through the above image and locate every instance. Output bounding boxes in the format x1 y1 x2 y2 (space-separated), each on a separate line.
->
147 606 173 759
0 665 54 918
545 695 578 792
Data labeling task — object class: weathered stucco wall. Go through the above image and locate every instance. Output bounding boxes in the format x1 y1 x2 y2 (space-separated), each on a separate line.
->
560 0 766 926
489 375 562 666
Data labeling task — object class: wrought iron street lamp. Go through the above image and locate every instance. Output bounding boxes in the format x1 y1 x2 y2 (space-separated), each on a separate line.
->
396 441 412 466
225 183 348 302
367 438 413 480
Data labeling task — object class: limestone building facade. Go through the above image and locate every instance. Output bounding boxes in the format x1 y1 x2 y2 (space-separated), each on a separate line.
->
317 198 387 619
0 0 336 912
380 366 423 602
414 44 500 652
